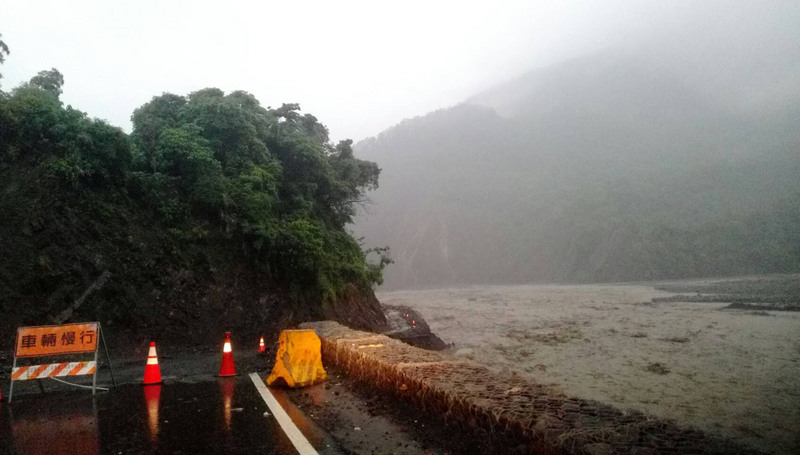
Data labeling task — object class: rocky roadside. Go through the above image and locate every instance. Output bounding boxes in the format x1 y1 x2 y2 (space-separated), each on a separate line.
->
382 304 447 350
286 366 492 455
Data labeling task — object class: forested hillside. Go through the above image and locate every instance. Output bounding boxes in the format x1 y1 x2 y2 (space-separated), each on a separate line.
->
0 46 387 339
355 52 800 289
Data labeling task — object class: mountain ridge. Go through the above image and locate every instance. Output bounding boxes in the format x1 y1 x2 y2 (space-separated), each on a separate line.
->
354 51 800 289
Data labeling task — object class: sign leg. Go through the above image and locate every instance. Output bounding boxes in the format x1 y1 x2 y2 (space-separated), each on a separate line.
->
92 347 99 396
9 356 16 403
100 326 117 388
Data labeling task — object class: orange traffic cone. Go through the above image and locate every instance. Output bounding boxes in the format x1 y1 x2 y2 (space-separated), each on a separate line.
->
218 332 236 377
258 336 266 354
143 341 163 385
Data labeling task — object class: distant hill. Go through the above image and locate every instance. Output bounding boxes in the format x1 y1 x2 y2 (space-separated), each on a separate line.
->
354 52 800 289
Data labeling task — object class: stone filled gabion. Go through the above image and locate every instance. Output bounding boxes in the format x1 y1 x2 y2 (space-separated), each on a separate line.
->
300 321 749 455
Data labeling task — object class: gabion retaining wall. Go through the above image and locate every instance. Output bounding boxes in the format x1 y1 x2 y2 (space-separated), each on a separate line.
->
300 321 750 455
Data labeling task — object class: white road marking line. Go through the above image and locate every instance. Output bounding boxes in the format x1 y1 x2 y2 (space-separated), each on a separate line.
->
249 372 319 455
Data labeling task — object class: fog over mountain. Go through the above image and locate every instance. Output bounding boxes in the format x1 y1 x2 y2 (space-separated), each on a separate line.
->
353 27 800 289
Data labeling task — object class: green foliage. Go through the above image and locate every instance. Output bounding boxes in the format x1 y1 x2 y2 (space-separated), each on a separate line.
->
0 70 136 329
28 68 64 96
1 73 130 186
0 33 8 82
1 68 386 333
129 89 384 298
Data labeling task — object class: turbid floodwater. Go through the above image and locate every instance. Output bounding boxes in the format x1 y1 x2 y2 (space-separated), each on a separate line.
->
378 275 800 454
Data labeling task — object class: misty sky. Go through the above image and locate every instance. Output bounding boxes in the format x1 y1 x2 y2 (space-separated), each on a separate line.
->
1 1 798 142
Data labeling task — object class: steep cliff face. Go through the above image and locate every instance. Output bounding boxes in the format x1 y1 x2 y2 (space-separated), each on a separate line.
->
0 222 388 344
321 283 388 333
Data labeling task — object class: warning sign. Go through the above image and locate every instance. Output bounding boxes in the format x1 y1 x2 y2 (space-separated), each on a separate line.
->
8 322 114 404
14 323 99 358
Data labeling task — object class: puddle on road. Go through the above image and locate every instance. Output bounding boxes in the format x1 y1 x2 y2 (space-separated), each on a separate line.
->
0 378 322 454
1 393 100 454
144 385 161 442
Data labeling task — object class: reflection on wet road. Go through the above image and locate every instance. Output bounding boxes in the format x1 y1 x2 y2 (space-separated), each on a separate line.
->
0 375 344 454
1 393 99 455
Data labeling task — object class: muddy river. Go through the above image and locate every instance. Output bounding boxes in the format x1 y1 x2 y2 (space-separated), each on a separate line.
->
379 278 800 454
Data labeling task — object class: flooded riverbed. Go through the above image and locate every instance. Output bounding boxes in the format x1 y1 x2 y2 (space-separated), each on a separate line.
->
379 277 800 454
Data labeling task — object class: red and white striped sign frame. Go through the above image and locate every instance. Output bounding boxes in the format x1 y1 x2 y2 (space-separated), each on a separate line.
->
12 361 97 381
8 322 104 403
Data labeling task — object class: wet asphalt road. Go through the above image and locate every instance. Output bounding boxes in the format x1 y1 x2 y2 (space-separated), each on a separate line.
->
0 373 344 454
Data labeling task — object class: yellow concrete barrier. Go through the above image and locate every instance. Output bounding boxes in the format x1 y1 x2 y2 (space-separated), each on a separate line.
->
267 329 327 388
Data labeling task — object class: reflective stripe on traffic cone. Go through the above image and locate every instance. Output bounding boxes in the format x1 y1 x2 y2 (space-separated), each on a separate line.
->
143 342 163 385
218 332 236 377
258 336 266 353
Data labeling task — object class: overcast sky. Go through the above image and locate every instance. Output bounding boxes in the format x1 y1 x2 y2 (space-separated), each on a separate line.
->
1 1 798 142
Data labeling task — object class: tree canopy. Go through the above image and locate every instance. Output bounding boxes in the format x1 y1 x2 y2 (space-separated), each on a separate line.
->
129 89 384 297
0 33 9 82
0 60 387 335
